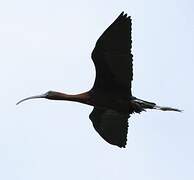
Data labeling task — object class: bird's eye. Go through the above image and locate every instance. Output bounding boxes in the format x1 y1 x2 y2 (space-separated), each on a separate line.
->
45 91 52 96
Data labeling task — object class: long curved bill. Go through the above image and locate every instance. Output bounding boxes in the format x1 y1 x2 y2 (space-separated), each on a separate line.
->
16 93 47 105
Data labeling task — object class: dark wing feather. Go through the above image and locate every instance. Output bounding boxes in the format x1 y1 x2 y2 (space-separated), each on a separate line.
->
91 12 133 97
89 107 130 148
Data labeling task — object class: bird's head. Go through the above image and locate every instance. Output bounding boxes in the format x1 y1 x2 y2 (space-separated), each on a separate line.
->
16 91 59 105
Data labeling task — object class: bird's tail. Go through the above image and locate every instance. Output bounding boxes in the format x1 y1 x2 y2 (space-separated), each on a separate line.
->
132 98 182 112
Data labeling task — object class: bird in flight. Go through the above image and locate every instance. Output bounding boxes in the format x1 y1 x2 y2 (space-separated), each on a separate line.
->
17 12 182 148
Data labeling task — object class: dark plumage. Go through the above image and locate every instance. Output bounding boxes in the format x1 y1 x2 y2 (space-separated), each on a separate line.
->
17 12 182 148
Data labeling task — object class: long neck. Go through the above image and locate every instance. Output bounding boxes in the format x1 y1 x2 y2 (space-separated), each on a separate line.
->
49 91 91 105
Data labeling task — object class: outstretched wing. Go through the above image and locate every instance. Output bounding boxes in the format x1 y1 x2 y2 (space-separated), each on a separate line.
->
89 107 130 148
91 12 133 97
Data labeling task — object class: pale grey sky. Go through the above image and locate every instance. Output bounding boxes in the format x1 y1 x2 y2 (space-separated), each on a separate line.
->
0 0 194 179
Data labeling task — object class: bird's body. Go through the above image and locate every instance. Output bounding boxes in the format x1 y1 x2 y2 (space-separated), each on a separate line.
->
17 12 182 148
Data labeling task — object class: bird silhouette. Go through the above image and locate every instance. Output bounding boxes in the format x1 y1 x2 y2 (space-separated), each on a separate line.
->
17 12 182 148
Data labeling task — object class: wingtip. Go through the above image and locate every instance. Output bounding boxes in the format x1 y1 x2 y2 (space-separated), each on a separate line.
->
117 141 127 148
124 13 128 18
120 11 128 17
119 11 131 21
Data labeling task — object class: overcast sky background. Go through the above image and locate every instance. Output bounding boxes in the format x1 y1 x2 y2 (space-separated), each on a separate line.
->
0 0 194 179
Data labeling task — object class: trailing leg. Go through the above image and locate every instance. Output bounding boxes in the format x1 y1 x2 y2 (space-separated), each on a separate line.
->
132 97 182 112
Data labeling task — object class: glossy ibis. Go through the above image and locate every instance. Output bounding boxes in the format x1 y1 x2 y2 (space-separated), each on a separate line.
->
17 12 182 148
